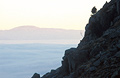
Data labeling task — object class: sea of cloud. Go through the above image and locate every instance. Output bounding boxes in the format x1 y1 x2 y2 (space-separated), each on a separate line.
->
0 43 76 78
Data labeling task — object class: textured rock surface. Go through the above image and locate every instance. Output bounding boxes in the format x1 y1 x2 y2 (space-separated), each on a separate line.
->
31 73 40 78
32 0 120 78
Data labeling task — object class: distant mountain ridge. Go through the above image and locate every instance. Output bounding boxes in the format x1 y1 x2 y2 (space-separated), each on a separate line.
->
0 26 84 40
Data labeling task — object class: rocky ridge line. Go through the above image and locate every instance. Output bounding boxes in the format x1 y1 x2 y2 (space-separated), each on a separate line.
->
32 0 120 78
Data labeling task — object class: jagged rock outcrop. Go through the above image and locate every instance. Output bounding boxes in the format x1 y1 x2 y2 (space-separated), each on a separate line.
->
32 73 40 78
32 0 120 78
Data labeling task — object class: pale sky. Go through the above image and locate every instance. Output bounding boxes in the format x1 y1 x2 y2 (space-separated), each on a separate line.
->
0 0 110 30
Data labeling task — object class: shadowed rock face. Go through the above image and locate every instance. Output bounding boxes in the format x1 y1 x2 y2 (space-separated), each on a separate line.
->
32 0 120 78
32 73 40 78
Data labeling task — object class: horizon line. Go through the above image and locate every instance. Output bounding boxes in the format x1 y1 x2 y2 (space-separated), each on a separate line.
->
0 25 85 31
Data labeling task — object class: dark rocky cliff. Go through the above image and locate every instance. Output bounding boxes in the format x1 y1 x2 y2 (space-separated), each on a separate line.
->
32 0 120 78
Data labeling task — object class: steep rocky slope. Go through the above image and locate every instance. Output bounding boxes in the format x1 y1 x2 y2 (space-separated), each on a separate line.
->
32 0 120 78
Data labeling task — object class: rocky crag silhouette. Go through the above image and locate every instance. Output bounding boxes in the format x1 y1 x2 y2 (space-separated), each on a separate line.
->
32 0 120 78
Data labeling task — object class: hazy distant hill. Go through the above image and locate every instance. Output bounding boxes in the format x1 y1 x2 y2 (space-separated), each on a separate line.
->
0 26 84 40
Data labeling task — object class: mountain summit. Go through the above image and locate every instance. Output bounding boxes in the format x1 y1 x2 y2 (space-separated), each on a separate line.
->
32 0 120 78
0 26 84 40
10 26 40 31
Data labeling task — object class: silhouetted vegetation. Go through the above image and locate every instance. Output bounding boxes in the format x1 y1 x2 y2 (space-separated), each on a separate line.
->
91 6 97 14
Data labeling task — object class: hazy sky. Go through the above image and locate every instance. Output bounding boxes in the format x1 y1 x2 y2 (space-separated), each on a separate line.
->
0 0 110 30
